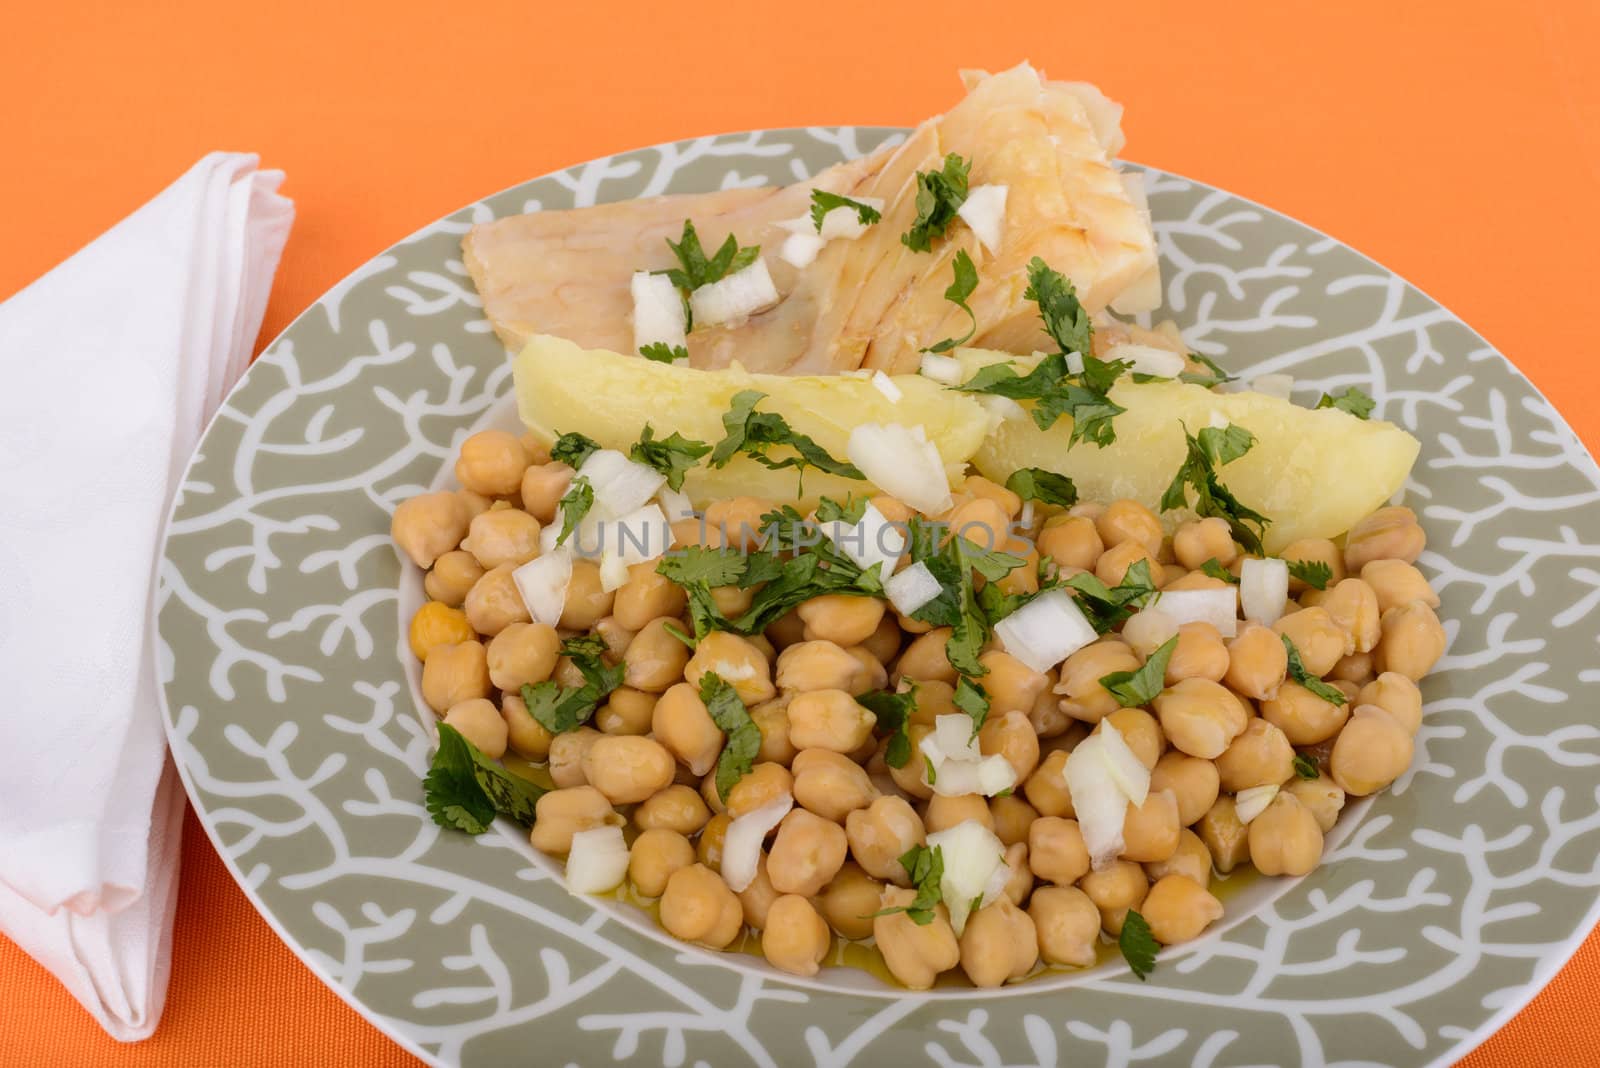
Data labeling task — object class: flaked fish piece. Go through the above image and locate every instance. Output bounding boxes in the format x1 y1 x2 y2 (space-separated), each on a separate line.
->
464 63 1159 375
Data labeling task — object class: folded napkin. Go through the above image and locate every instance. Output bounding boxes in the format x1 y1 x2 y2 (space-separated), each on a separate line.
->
0 153 293 1040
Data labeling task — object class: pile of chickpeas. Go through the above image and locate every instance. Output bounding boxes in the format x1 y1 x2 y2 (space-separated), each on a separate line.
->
392 427 1446 989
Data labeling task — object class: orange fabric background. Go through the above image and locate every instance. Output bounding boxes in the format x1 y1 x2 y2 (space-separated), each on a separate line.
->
3 0 1598 1064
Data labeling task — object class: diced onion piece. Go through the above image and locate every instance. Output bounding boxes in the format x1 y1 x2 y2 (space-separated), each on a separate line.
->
721 792 793 892
993 589 1098 673
1097 720 1150 807
1152 587 1239 638
566 826 630 894
976 754 1017 797
539 519 561 556
630 271 687 356
886 560 942 616
980 394 1027 423
929 759 983 798
979 853 1013 908
919 353 963 384
1234 784 1279 825
577 449 666 520
817 196 885 240
1105 343 1186 379
846 422 953 515
1064 350 1086 375
1063 733 1128 870
780 231 826 269
1240 557 1290 626
608 503 674 566
512 550 572 627
956 183 1008 254
1122 607 1178 658
927 819 1006 936
598 551 630 593
1250 373 1294 400
871 371 903 404
934 714 979 762
827 501 906 582
1018 500 1035 530
657 486 697 521
689 258 780 328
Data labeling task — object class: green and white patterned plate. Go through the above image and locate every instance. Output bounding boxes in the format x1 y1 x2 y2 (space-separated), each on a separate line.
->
157 127 1600 1067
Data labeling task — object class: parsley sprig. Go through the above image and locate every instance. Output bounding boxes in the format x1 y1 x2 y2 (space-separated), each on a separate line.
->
629 425 710 492
1292 752 1321 780
810 190 881 231
869 845 946 925
1200 558 1240 584
858 687 917 768
550 431 601 470
640 342 688 364
660 220 761 331
709 390 864 492
1060 559 1159 633
1159 423 1271 555
1285 559 1333 590
424 724 547 834
1100 634 1178 707
1120 909 1159 979
1316 386 1376 420
1179 352 1234 389
902 154 970 252
1281 635 1348 706
1005 467 1078 507
922 250 979 354
701 672 761 801
519 635 624 734
1025 255 1093 357
903 517 1025 677
555 476 594 547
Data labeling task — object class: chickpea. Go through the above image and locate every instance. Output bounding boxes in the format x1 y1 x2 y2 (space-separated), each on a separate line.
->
608 561 684 628
1260 681 1350 746
453 430 528 496
1357 672 1424 735
794 593 885 648
703 496 772 552
735 854 782 929
841 646 887 697
392 491 470 569
903 679 957 728
1079 860 1149 936
882 724 935 802
1374 601 1446 681
695 811 731 869
1095 539 1162 588
786 689 875 753
628 828 695 897
483 622 559 692
1361 559 1440 614
1172 517 1237 570
1331 651 1374 684
617 617 688 693
1247 793 1324 876
552 655 587 689
946 497 1011 552
895 627 957 685
925 794 995 834
1030 886 1100 967
1056 640 1141 724
595 686 656 736
976 650 1049 717
652 682 723 776
518 432 552 464
816 862 886 941
978 710 1041 783
460 563 529 636
1284 774 1346 833
552 560 612 631
843 796 924 885
765 809 849 896
774 640 858 693
874 887 961 989
960 474 1023 518
581 735 676 805
660 864 743 949
1163 571 1230 592
1344 506 1426 570
459 489 496 520
959 897 1039 988
409 601 477 663
1141 874 1223 945
1096 499 1164 555
710 584 756 617
548 727 601 788
1280 538 1346 593
635 784 711 835
425 550 486 607
990 793 1039 847
1317 578 1381 655
1100 709 1164 770
1038 514 1104 572
793 747 880 822
1120 790 1181 863
999 840 1034 905
1028 685 1071 739
1023 750 1075 818
765 609 808 650
500 691 554 760
1224 623 1288 700
459 508 540 571
517 462 576 525
1273 607 1346 677
442 698 509 758
421 640 491 714
723 763 793 821
995 538 1042 598
1195 796 1250 874
1144 828 1211 886
1330 705 1415 795
1153 678 1249 759
1150 751 1220 826
1164 622 1229 685
1213 718 1295 792
530 785 620 855
1028 817 1090 885
684 631 775 705
760 895 832 977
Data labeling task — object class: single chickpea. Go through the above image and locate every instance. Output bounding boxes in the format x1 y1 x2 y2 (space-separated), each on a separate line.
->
1095 499 1163 556
761 895 832 977
1260 682 1350 746
1195 796 1250 874
766 809 849 896
1144 828 1212 886
1028 817 1090 885
519 462 575 525
1028 685 1071 739
998 841 1034 905
1330 705 1415 795
1141 874 1224 945
737 854 782 929
1224 623 1289 700
796 594 886 648
459 563 528 637
1120 789 1181 863
895 627 957 685
946 497 1011 552
885 725 937 802
724 762 795 820
959 897 1039 988
1037 514 1104 572
660 864 743 949
1279 538 1346 593
557 560 615 631
995 538 1042 598
1331 651 1374 683
409 601 478 662
961 474 1023 518
1078 860 1149 936
1166 622 1230 685
774 640 859 693
1357 672 1424 735
392 491 470 569
1023 749 1075 818
786 689 876 753
613 563 688 631
1213 718 1295 792
621 618 691 693
460 508 542 570
846 796 926 885
977 650 1049 717
421 640 491 714
1099 708 1164 770
518 432 552 464
1374 601 1446 681
792 748 880 821
454 430 528 497
990 793 1039 847
1150 751 1221 826
628 828 695 897
457 490 494 521
635 784 712 835
765 609 809 651
1247 793 1324 876
815 862 885 940
1056 640 1142 724
582 735 676 805
873 888 961 989
595 686 657 736
548 727 602 788
1318 578 1381 655
530 785 620 855
442 698 508 758
925 794 995 834
842 646 887 697
1030 886 1101 967
685 631 775 705
859 612 903 662
1152 678 1249 759
1361 559 1440 614
1284 774 1346 833
1274 607 1347 676
425 550 486 607
1172 517 1237 570
870 494 915 524
978 710 1042 783
485 622 561 692
1095 539 1163 588
500 691 554 760
652 682 724 776
696 812 730 870
746 696 797 766
1163 571 1230 592
703 496 773 552
1344 506 1426 570
710 584 756 617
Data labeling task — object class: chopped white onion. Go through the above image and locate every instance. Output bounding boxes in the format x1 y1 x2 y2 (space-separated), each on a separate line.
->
956 183 1008 254
934 714 978 761
1063 721 1150 871
1018 500 1035 531
598 551 630 593
993 589 1098 673
721 793 793 892
1064 350 1086 375
630 271 687 356
1234 784 1279 825
605 503 674 566
511 550 572 627
1250 373 1294 400
980 394 1027 423
845 422 953 515
886 560 942 616
566 826 630 894
656 486 697 521
927 819 1006 935
826 502 905 582
871 371 903 404
1122 607 1179 658
928 759 983 797
780 231 826 269
817 196 885 240
1105 343 1186 379
576 450 666 520
1152 587 1239 638
980 853 1014 908
689 258 780 327
1240 557 1290 626
1097 720 1150 806
976 754 1017 796
919 352 964 384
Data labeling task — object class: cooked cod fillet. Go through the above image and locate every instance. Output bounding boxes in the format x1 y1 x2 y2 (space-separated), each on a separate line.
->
463 63 1159 374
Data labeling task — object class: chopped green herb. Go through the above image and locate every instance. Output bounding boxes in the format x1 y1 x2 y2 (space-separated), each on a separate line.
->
813 495 869 526
924 754 938 786
639 342 688 364
870 845 945 925
1179 352 1234 389
1159 423 1270 555
1005 467 1078 507
1119 909 1159 980
1292 753 1321 780
1100 635 1179 707
629 424 711 492
955 348 1128 448
656 546 748 639
903 519 1025 677
659 219 761 331
1285 558 1333 590
1025 257 1093 358
662 619 696 649
901 153 970 252
858 687 917 768
550 431 601 470
518 635 625 735
953 676 990 736
424 724 547 834
701 672 761 801
1281 634 1348 705
810 189 882 231
1316 386 1376 420
1061 559 1158 633
709 390 864 492
555 476 594 547
922 249 979 354
1200 558 1240 584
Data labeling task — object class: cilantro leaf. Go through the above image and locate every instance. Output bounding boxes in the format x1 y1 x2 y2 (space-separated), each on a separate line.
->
953 349 1127 448
555 476 594 547
640 342 688 364
1005 467 1078 507
518 636 624 735
810 190 882 231
1200 558 1240 584
629 424 711 492
953 676 990 736
660 220 761 332
814 496 868 526
870 844 946 925
924 755 938 786
1024 257 1092 358
1281 634 1348 705
1158 422 1271 555
1099 635 1178 707
1293 753 1321 780
550 431 601 470
1179 352 1234 389
709 390 865 491
904 523 1024 678
656 546 748 639
1285 558 1333 590
1061 559 1158 633
957 352 1069 399
922 250 979 354
1316 386 1376 420
901 154 970 252
701 672 761 801
858 687 917 769
424 724 547 834
1119 908 1159 980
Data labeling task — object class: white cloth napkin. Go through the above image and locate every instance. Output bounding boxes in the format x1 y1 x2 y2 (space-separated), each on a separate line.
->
0 152 293 1040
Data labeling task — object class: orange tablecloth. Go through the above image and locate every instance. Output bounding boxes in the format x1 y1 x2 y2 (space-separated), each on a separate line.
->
4 1 1598 1063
